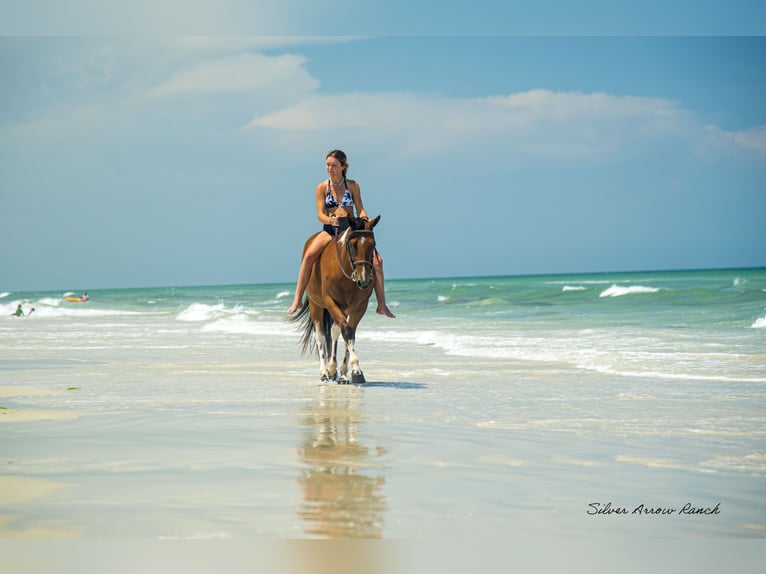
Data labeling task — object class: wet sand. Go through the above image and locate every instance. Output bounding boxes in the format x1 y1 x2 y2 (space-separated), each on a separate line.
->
1 337 765 571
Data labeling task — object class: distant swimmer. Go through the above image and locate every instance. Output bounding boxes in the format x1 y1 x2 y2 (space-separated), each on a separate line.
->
28 307 35 317
11 304 24 317
65 291 90 303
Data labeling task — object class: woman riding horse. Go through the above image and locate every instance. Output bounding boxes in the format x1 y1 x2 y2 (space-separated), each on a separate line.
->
293 215 381 383
286 149 395 318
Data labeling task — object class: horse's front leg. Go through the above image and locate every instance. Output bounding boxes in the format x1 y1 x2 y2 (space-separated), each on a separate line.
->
321 298 352 384
339 343 350 384
333 320 351 384
341 323 365 385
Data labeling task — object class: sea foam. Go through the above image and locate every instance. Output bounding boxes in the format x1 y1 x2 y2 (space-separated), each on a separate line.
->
176 303 226 322
599 284 660 298
752 315 766 329
4 303 142 318
201 315 293 336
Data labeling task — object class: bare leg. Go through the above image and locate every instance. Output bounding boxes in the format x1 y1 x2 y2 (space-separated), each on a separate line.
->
287 233 331 314
372 251 395 318
287 256 314 314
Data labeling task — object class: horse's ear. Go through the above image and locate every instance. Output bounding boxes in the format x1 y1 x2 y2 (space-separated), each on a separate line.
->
369 215 381 229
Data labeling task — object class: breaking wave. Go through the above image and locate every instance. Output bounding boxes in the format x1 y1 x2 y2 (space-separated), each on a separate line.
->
599 284 661 298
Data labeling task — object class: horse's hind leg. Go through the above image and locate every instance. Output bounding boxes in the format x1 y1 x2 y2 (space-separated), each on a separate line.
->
312 318 332 382
332 323 348 383
328 322 341 382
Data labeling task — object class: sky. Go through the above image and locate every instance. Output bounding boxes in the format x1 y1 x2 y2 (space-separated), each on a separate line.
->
1 2 765 291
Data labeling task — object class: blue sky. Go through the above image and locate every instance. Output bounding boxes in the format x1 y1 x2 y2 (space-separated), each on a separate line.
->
1 4 765 291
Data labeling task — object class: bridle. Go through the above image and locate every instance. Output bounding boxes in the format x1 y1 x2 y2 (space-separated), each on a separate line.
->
335 229 375 285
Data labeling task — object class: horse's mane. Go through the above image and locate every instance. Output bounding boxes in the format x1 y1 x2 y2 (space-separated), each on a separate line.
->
348 217 368 231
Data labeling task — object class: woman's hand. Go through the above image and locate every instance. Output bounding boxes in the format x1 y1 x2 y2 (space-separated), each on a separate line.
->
329 208 349 226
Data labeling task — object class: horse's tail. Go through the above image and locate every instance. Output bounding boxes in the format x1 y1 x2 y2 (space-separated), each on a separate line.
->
287 299 332 356
287 298 313 355
319 308 333 356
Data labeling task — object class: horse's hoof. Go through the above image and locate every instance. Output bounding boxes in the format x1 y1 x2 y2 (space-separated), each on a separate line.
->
337 375 349 385
320 374 331 383
351 371 366 385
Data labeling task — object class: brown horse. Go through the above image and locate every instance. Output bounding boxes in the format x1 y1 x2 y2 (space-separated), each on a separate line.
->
291 216 381 384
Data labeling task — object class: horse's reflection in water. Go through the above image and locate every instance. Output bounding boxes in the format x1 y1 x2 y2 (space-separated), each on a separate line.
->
297 385 387 539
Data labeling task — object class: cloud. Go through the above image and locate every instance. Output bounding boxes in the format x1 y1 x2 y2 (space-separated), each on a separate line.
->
148 52 319 98
0 1 341 35
486 89 679 119
245 89 693 162
701 124 766 157
2 45 325 147
735 125 766 155
246 92 426 130
6 38 761 174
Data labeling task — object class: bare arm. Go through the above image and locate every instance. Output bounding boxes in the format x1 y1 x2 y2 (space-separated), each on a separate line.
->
315 181 331 225
349 180 369 220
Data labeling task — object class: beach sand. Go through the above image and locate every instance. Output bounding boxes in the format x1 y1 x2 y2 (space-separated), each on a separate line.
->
0 476 77 539
2 339 764 539
1 408 83 423
1 306 765 570
0 386 84 422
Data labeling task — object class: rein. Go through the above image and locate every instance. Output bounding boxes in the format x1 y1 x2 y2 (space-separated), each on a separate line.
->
334 229 375 285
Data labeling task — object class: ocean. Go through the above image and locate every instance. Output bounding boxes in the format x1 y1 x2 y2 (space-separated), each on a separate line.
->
4 268 764 379
1 268 765 546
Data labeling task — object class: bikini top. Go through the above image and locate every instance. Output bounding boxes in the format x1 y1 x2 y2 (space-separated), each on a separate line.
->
325 178 355 210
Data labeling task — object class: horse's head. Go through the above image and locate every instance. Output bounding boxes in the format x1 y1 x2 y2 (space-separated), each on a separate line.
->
343 216 380 289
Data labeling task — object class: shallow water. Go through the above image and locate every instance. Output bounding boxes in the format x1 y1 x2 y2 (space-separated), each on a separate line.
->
1 269 764 540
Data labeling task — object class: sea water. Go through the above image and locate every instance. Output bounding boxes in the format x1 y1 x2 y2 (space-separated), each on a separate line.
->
1 268 765 540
